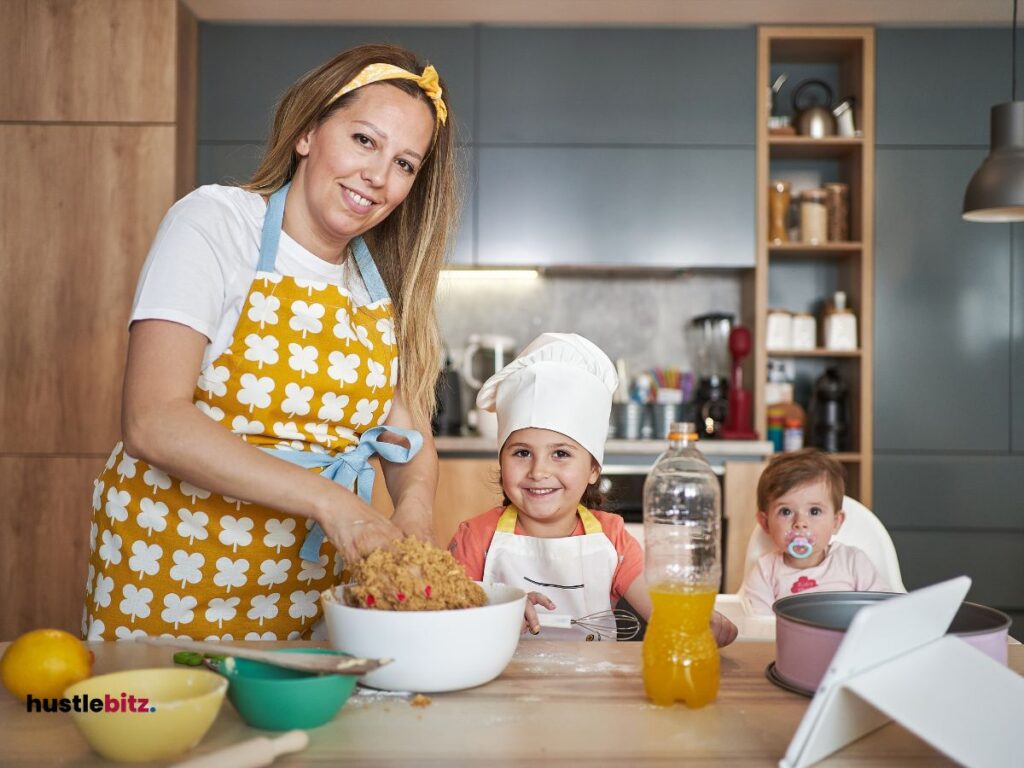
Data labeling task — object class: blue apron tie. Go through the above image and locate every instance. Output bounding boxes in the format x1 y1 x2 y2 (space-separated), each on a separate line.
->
263 426 422 562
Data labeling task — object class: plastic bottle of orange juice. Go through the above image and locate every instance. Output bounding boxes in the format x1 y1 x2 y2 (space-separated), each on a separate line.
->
642 421 722 708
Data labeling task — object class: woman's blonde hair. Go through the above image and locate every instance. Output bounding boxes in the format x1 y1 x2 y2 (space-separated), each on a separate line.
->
244 43 461 426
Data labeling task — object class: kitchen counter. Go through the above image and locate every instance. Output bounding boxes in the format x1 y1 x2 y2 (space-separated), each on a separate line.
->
5 638 1019 765
436 435 774 464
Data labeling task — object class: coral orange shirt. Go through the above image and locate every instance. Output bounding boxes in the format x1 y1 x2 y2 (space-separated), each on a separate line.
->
448 507 644 604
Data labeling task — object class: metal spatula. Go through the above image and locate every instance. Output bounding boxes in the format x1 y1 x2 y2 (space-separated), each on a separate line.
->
135 636 390 676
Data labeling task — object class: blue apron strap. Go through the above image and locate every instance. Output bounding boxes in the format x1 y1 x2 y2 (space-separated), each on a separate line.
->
261 426 423 562
350 236 390 303
256 183 290 273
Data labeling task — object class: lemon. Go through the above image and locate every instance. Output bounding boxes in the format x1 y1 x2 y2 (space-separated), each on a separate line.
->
1 628 93 700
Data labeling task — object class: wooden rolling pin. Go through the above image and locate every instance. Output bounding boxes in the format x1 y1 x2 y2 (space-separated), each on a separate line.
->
171 730 308 768
136 636 390 675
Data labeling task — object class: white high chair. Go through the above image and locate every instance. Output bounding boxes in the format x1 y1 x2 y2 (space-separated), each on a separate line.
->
742 495 907 593
715 495 906 641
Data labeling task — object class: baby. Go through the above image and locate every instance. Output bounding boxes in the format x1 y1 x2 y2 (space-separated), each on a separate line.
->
449 332 737 646
740 448 889 615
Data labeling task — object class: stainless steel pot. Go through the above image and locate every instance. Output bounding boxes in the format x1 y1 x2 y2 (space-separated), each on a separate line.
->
792 79 837 138
770 591 1011 696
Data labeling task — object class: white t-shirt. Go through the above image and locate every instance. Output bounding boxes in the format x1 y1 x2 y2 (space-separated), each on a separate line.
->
739 542 890 615
130 184 372 370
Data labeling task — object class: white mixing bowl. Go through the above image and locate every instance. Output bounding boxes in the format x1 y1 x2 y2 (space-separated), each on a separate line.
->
320 582 526 692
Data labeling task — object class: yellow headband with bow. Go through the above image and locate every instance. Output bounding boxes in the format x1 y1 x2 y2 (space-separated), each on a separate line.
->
326 63 448 126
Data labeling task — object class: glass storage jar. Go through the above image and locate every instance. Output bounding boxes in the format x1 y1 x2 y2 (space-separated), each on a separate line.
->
824 182 849 241
800 188 828 244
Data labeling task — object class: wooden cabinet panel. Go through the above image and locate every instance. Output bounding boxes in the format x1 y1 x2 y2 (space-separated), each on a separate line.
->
0 125 177 454
0 456 104 640
371 458 501 546
433 458 502 546
723 460 766 593
0 0 178 123
754 27 875 504
1014 222 1024 452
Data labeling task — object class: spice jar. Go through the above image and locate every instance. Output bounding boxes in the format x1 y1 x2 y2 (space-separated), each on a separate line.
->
791 312 817 350
769 180 791 244
823 291 858 351
800 188 828 245
824 182 849 242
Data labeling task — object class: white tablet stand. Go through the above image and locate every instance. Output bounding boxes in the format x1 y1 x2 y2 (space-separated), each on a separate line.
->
781 576 1024 768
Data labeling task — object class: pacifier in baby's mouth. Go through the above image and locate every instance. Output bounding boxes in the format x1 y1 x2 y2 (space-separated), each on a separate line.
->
786 531 816 559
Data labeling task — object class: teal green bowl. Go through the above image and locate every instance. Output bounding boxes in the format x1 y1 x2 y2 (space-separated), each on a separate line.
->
214 648 357 730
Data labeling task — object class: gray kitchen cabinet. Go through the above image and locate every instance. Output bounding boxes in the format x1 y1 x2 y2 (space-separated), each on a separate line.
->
889 529 1024 608
197 142 263 187
476 146 754 267
199 25 477 143
874 148 1011 452
876 28 1007 146
478 27 755 145
875 455 1024 531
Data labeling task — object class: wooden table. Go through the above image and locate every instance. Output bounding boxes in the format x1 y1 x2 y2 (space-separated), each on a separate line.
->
2 640 1020 766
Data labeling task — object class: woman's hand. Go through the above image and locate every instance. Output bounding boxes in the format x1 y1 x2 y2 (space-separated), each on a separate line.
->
315 493 403 564
522 591 556 635
390 498 436 544
711 609 738 648
379 391 439 544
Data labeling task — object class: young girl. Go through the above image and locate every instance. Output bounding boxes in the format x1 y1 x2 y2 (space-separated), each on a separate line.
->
449 333 737 645
740 449 890 615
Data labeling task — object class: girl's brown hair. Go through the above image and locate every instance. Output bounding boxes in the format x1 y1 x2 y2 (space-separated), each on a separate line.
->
756 448 846 512
243 43 461 426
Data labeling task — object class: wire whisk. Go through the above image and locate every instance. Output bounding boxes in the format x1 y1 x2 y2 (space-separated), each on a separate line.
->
537 609 641 640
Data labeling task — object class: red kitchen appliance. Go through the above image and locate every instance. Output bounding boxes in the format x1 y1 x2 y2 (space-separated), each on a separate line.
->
720 326 757 439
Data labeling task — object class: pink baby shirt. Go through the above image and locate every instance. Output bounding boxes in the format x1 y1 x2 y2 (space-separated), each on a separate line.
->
740 541 890 615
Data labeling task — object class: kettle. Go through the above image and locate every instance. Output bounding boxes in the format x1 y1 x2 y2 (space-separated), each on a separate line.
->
792 79 836 138
461 334 517 391
461 334 517 438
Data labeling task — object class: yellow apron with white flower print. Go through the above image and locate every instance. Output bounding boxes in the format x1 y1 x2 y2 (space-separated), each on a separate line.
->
84 183 413 641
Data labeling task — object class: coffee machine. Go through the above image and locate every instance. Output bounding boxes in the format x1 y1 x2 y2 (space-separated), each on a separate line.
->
809 367 849 452
431 348 463 436
687 313 733 438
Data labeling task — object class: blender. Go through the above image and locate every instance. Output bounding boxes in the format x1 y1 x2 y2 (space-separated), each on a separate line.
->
687 313 733 438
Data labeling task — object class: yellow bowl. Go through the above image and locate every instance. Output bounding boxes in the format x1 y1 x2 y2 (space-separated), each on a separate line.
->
64 667 226 763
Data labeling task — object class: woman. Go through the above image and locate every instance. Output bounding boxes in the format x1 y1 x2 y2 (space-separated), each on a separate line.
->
83 43 460 640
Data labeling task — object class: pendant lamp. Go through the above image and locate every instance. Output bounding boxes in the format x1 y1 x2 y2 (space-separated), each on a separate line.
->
963 0 1024 221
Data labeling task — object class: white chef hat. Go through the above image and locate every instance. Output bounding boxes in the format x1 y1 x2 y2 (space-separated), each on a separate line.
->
475 333 618 466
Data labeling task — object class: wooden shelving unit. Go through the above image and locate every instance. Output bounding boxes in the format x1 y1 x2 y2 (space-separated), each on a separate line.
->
751 26 875 505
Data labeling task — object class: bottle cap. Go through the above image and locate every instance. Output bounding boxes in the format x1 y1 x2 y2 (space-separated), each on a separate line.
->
667 421 698 440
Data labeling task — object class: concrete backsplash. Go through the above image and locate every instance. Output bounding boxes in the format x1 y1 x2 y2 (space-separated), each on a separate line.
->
436 271 742 372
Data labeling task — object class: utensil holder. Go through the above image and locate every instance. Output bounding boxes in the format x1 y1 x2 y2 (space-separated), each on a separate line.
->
615 402 646 440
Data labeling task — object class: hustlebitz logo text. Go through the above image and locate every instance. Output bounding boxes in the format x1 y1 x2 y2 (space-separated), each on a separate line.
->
26 692 155 713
